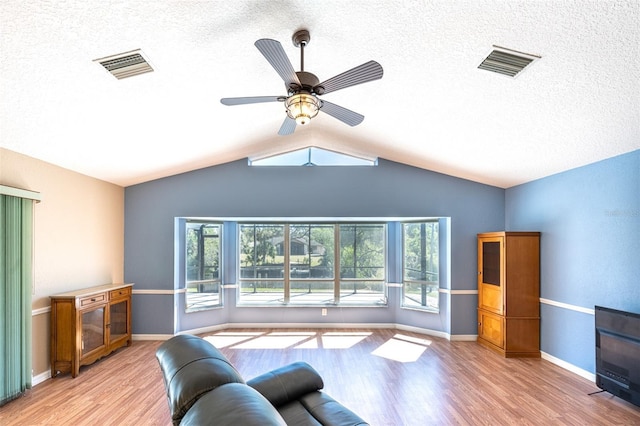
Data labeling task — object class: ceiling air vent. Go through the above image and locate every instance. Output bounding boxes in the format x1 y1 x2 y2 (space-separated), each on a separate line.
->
94 49 153 79
478 46 540 78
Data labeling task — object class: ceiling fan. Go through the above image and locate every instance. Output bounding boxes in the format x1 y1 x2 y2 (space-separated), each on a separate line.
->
220 29 383 135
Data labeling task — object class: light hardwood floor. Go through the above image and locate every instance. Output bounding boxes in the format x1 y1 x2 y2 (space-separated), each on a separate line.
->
2 328 639 425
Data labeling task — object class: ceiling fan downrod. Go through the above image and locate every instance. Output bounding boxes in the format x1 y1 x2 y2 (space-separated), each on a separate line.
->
292 29 310 72
289 30 323 96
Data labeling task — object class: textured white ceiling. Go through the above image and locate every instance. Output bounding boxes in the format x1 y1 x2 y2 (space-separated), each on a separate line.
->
1 1 638 188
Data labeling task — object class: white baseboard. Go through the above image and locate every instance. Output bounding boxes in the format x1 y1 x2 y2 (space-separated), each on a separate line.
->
177 323 231 336
223 322 396 330
394 323 451 340
133 333 175 341
32 370 51 386
541 351 595 382
449 334 478 342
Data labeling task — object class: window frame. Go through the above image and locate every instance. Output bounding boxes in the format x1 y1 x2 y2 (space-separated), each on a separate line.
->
237 221 387 306
176 216 447 312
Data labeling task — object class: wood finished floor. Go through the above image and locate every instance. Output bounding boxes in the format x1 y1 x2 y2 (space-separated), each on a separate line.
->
2 328 640 425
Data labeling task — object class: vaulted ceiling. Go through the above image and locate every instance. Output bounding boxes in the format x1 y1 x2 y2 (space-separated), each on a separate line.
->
1 1 638 188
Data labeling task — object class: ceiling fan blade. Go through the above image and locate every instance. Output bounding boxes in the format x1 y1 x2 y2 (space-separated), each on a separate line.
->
320 100 364 127
220 96 282 106
255 39 301 88
278 116 296 136
316 60 383 95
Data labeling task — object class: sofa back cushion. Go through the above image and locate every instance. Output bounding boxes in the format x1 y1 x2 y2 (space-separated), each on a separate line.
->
155 334 245 424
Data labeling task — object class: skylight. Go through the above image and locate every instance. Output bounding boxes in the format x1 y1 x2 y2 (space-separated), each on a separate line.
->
249 147 377 166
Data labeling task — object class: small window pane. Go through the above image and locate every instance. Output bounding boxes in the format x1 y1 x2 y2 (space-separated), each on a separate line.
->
240 224 285 279
340 224 385 279
289 224 334 279
250 147 376 166
403 221 439 311
186 222 222 312
239 224 285 304
339 224 386 304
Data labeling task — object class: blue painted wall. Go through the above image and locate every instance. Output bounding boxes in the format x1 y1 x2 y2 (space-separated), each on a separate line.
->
125 149 638 375
124 158 504 336
505 150 640 373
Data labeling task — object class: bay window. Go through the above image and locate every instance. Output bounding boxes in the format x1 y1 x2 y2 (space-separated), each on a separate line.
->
179 218 443 312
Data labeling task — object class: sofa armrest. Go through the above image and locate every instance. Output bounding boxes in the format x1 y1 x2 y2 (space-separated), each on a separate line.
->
247 361 324 407
300 391 369 426
156 334 242 389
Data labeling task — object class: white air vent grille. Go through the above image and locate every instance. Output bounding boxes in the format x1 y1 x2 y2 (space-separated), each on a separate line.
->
94 49 153 79
478 46 540 78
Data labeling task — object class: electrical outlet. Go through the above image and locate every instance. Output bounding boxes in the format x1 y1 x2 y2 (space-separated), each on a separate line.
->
321 308 327 316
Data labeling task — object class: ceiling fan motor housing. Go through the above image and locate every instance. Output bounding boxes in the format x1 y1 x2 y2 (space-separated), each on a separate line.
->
289 71 324 95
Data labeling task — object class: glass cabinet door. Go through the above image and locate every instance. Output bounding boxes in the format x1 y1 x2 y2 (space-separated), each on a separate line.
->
81 307 105 356
109 299 129 343
481 241 502 286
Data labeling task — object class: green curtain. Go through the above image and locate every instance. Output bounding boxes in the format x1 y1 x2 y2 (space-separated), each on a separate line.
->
0 194 33 406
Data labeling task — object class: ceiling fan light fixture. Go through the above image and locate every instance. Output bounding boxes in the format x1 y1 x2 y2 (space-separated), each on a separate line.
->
285 93 321 125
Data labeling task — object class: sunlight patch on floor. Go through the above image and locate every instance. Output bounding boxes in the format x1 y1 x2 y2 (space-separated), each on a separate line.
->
320 331 371 349
372 334 432 362
294 331 372 349
392 333 432 346
206 331 373 350
295 337 320 349
204 332 263 348
231 331 317 349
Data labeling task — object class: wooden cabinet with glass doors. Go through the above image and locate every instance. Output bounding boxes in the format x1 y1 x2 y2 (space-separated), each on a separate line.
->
50 283 133 378
477 232 540 357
